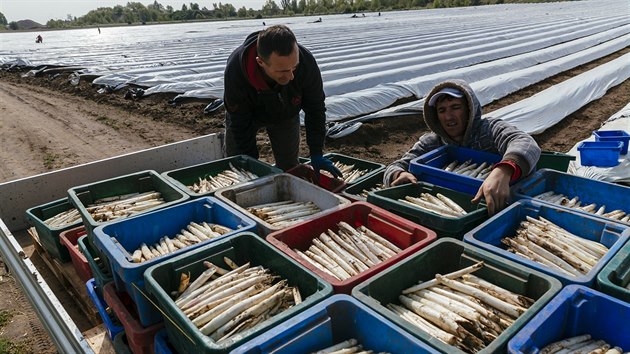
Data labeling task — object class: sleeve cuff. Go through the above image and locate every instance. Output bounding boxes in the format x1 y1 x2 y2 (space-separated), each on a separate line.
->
495 160 522 182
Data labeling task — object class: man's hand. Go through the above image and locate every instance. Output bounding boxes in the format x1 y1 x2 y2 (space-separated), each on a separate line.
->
391 171 417 186
310 155 343 180
472 165 512 216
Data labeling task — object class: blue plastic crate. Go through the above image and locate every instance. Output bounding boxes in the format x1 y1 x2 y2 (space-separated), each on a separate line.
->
512 169 630 226
409 145 502 195
508 285 630 353
593 130 630 154
232 294 439 354
154 329 177 354
85 278 124 340
92 197 257 327
464 199 630 287
577 141 622 167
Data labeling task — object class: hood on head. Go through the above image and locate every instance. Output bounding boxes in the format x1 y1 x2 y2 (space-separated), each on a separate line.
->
423 79 482 145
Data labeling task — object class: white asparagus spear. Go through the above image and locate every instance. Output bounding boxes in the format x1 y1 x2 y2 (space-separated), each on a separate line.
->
402 261 484 294
312 338 358 354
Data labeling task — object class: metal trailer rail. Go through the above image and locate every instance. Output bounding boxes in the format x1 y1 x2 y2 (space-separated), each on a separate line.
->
0 134 223 353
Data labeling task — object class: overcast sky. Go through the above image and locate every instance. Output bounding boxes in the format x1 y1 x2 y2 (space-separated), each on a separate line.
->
1 0 267 24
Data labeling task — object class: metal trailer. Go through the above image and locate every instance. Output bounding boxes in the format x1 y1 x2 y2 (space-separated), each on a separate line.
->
0 134 223 353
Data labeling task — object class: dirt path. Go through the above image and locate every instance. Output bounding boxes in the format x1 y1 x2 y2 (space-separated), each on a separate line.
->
0 46 629 352
0 80 198 183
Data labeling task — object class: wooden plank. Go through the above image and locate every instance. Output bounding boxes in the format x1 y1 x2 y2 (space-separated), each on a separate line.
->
84 324 115 354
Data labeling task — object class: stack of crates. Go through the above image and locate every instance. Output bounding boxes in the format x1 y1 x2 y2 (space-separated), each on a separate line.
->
92 197 257 327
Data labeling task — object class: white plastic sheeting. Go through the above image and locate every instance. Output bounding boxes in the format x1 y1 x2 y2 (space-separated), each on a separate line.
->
1 0 628 126
486 53 630 135
566 103 630 184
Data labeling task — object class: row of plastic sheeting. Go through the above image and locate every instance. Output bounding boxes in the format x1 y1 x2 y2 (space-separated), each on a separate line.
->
0 0 628 131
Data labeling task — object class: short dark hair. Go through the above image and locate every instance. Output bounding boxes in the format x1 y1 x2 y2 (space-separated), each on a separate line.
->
257 25 297 61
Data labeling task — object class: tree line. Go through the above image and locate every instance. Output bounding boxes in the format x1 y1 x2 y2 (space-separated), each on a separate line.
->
1 0 572 30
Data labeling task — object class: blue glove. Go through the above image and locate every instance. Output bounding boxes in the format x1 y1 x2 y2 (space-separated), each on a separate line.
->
310 155 343 180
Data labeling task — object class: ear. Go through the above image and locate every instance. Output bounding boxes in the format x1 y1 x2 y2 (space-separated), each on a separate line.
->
255 56 265 67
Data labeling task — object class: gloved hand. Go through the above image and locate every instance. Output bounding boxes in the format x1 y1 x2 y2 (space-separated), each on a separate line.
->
310 154 343 180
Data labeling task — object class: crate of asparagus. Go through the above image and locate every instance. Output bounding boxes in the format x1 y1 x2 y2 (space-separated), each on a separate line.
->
464 199 629 287
25 197 83 262
67 170 189 238
214 173 350 236
352 238 561 354
266 202 437 294
409 145 502 195
536 151 576 172
597 239 630 302
508 285 630 354
286 164 347 193
367 182 487 239
341 170 385 202
512 169 630 225
233 294 440 354
306 153 385 186
162 155 282 198
92 197 257 327
144 232 333 354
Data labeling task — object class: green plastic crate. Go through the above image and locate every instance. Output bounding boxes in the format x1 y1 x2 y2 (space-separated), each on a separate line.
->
352 238 562 354
144 232 333 354
367 182 487 239
77 235 113 298
597 239 630 302
536 151 576 172
25 198 82 262
162 155 282 198
67 170 189 238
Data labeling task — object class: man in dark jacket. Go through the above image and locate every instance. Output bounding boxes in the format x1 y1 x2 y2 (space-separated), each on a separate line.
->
223 25 341 177
384 80 541 215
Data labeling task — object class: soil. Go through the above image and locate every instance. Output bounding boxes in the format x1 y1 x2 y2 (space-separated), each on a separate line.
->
0 46 628 352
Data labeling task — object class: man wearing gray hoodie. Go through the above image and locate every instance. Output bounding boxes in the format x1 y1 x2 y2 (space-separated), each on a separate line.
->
383 80 540 215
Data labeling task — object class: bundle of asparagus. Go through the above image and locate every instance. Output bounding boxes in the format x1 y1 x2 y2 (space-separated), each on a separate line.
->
501 216 608 277
320 161 370 183
43 208 81 227
359 183 384 198
129 221 233 263
247 200 321 227
175 258 300 343
310 338 391 354
539 334 625 354
294 221 402 281
399 192 467 217
86 191 165 222
188 163 259 194
443 159 492 180
534 191 629 223
389 261 533 353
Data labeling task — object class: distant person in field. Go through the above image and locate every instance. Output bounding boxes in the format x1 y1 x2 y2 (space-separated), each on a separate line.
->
223 24 341 177
35 35 43 43
98 27 101 34
383 79 541 215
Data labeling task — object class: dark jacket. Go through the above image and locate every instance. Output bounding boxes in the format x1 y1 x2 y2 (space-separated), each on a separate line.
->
384 79 541 186
223 31 326 157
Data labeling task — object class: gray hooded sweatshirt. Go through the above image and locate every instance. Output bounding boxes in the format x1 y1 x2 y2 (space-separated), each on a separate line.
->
383 80 541 186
